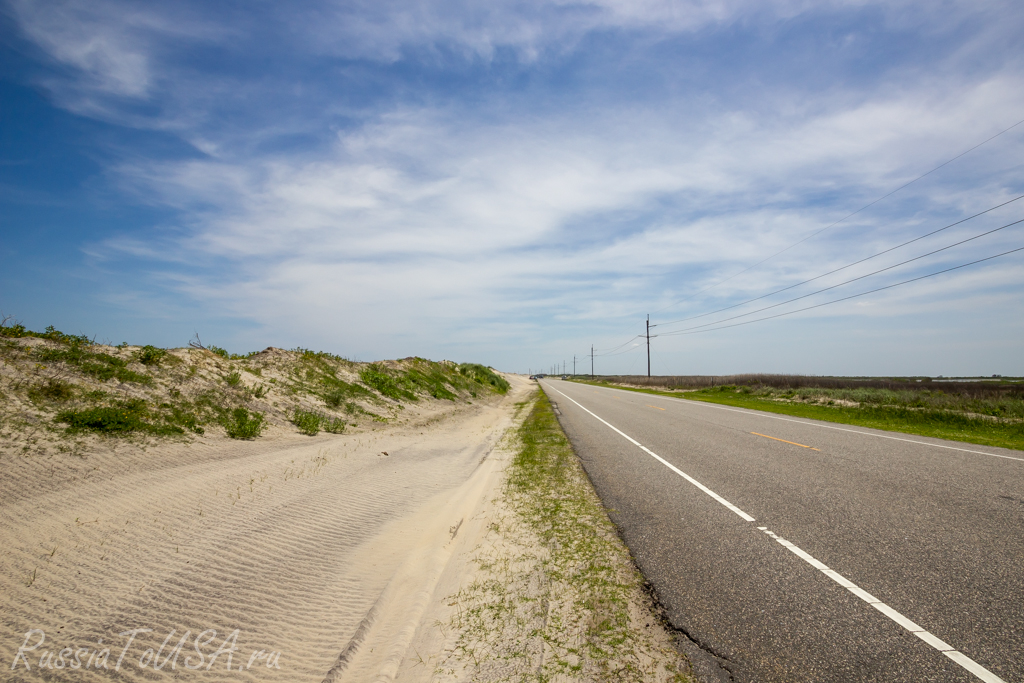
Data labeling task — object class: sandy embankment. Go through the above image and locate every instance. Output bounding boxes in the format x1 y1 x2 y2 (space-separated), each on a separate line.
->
1 374 533 682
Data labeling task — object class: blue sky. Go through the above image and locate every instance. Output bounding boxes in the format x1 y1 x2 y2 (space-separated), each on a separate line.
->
2 0 1023 375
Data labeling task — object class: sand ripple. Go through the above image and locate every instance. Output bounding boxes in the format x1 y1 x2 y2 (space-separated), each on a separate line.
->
1 377 529 682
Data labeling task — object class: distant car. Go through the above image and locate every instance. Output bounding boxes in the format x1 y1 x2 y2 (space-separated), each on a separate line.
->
561 375 568 380
529 375 538 380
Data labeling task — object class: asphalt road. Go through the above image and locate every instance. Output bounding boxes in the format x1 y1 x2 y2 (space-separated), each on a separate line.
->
540 379 1023 683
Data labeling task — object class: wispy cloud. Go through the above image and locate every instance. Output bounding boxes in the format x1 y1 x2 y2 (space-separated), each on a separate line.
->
4 0 1024 372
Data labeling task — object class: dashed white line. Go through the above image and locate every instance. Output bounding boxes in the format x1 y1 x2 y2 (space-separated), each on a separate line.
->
545 383 1007 683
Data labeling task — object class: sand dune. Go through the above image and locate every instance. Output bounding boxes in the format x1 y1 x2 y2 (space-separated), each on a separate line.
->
2 374 532 682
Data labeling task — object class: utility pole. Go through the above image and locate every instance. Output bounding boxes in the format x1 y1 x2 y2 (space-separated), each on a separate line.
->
573 355 576 376
646 315 651 378
591 345 594 377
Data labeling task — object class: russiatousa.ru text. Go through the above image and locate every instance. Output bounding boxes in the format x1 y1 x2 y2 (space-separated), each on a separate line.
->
12 627 282 673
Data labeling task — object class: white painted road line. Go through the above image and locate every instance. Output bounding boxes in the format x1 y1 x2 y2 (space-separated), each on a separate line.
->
546 383 1007 683
589 383 1024 463
549 386 755 522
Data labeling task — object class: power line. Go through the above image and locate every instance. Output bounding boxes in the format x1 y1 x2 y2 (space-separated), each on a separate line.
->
587 113 1024 353
660 245 1024 337
657 216 1024 335
568 211 1019 371
581 335 644 359
653 194 1024 328
594 342 646 358
652 114 1024 316
596 335 644 355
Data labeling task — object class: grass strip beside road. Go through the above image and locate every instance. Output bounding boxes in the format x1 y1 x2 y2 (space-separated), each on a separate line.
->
568 380 1024 452
441 390 691 682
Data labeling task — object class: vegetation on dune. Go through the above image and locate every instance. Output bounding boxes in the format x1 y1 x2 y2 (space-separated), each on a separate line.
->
136 345 167 366
57 399 188 436
0 322 91 345
0 318 508 448
458 362 510 394
223 407 265 439
358 359 509 402
34 342 155 386
360 363 418 401
290 408 346 436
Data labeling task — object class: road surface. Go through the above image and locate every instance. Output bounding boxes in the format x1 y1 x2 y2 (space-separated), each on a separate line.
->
541 379 1022 683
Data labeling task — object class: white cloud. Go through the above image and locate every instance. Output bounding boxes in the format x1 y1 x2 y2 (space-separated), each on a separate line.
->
9 0 1023 369
87 68 1024 367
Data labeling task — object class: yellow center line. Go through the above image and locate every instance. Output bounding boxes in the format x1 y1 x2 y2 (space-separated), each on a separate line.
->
751 432 820 451
646 405 666 411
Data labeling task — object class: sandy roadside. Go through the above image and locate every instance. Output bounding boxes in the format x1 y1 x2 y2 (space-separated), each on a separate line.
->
2 373 533 682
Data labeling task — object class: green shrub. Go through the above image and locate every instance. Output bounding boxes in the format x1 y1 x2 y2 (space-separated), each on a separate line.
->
40 325 91 346
209 345 229 359
57 399 182 436
59 404 144 433
291 408 323 436
0 322 27 338
289 408 346 435
226 370 242 386
137 345 167 365
224 407 265 439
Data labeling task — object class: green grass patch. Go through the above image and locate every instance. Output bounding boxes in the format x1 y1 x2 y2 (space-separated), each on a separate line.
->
320 375 374 407
360 364 417 401
459 363 509 394
321 415 347 433
571 380 1024 451
403 362 460 400
35 344 153 386
443 390 689 681
28 379 75 403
